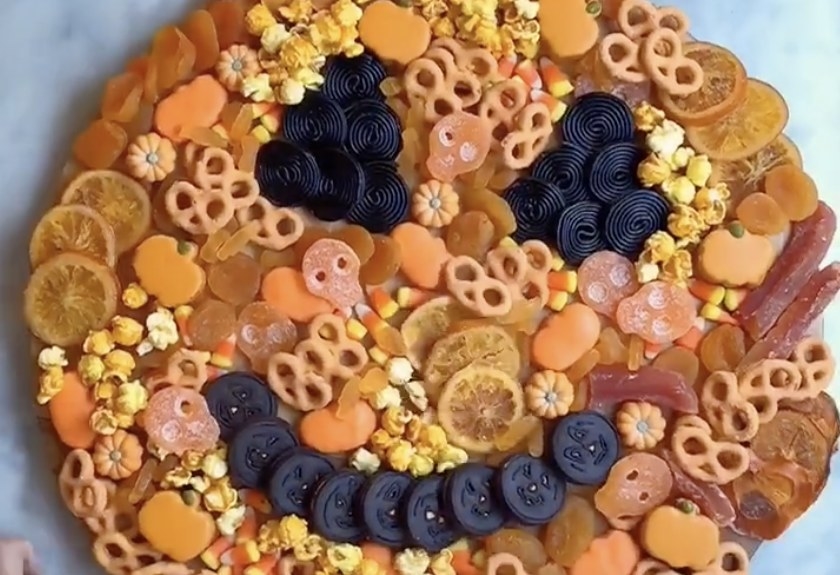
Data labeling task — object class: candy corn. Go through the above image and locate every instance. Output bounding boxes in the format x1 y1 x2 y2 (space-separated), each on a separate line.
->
260 106 282 133
700 303 738 325
530 90 568 123
396 286 436 309
250 125 271 144
221 540 260 566
514 60 543 90
688 279 725 306
250 102 275 119
644 341 664 360
538 57 574 98
367 287 400 319
241 489 272 515
244 553 280 575
368 345 390 366
345 318 368 341
201 536 235 569
547 270 578 293
355 303 389 335
550 252 565 271
235 508 259 544
723 287 748 311
547 290 570 312
497 236 517 249
174 305 194 345
675 317 706 351
498 54 517 79
211 333 237 369
218 566 245 575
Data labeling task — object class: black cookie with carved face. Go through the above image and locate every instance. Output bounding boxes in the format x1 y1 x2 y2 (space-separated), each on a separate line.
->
228 416 298 489
404 475 460 552
267 447 335 517
310 469 367 543
357 471 412 547
550 411 620 486
204 371 278 441
443 463 506 536
494 454 566 525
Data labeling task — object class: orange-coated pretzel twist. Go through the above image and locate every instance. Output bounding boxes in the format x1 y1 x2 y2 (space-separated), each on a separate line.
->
58 449 112 519
430 38 501 85
235 196 304 251
694 542 750 575
477 80 530 146
670 415 750 485
144 348 210 393
445 255 513 317
789 337 836 400
700 371 760 442
737 359 802 423
641 28 704 96
599 33 646 83
404 57 478 124
501 102 553 170
485 241 552 306
617 0 690 40
266 350 334 411
165 147 259 235
93 531 163 575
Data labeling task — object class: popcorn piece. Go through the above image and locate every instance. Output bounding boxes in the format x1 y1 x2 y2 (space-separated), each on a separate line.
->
369 429 398 458
293 534 324 562
114 380 149 415
642 231 677 264
513 0 539 19
37 346 68 370
181 450 204 472
189 475 211 493
434 445 469 473
121 283 149 309
36 366 65 404
83 330 115 356
357 558 386 575
143 307 179 352
94 380 119 403
202 451 229 480
407 453 434 477
386 439 416 472
419 425 448 451
404 416 424 444
693 184 730 226
103 349 136 376
326 544 363 575
370 385 402 410
386 357 413 386
395 549 431 575
277 515 309 550
277 78 307 104
646 120 685 159
660 175 696 205
404 381 428 411
633 102 667 132
636 261 661 284
203 477 239 512
90 407 119 436
637 154 672 187
110 316 144 347
245 4 277 36
161 466 193 489
430 550 456 575
686 154 713 188
242 74 276 103
261 23 291 54
279 0 315 23
349 447 381 474
381 406 413 436
661 249 693 284
78 354 106 385
217 505 246 537
666 146 696 171
668 205 708 245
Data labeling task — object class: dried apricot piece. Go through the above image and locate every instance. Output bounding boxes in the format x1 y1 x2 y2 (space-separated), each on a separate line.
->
763 164 819 222
735 192 789 235
459 187 517 242
101 72 144 123
72 119 128 170
751 408 832 478
208 252 261 305
360 234 402 285
152 26 197 92
182 10 220 72
207 0 245 49
595 327 628 365
445 211 495 260
651 346 699 389
333 225 376 265
237 302 298 373
293 226 331 263
336 377 362 420
234 135 261 173
698 324 746 372
543 495 597 567
486 529 548 573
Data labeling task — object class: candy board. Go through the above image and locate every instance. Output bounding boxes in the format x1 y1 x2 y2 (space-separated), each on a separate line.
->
21 1 840 575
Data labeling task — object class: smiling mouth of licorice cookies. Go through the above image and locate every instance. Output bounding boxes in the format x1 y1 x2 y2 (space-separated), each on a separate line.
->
24 0 838 574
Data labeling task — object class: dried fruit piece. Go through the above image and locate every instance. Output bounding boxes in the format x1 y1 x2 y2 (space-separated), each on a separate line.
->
336 377 362 420
651 346 700 389
616 281 696 344
259 248 297 272
151 26 197 92
751 408 833 479
578 251 640 317
182 10 220 72
763 164 819 222
543 495 597 567
565 349 600 384
445 211 496 260
627 336 643 371
659 449 735 527
333 225 376 265
293 227 331 263
401 296 466 369
594 453 673 527
359 234 402 285
208 252 261 305
459 187 517 242
101 72 144 123
237 302 298 373
207 0 245 49
735 192 789 235
72 119 128 169
437 364 525 453
587 365 699 413
527 425 545 457
235 135 261 173
494 415 541 451
486 529 549 573
698 325 746 373
29 205 117 268
595 327 628 365
187 299 237 352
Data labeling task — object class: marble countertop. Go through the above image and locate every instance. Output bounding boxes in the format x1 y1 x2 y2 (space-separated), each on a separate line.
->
0 1 838 573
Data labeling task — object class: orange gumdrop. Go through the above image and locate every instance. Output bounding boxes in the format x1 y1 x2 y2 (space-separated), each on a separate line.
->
615 281 697 344
299 401 377 453
49 372 97 449
426 112 492 183
72 119 128 169
154 75 228 143
532 303 601 371
391 223 451 289
261 267 333 323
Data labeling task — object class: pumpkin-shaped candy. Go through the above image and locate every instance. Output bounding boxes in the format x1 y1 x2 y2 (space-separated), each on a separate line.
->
92 430 144 479
570 530 640 575
412 180 460 228
525 370 574 419
640 500 720 570
696 221 775 287
358 0 431 65
133 234 206 307
615 401 667 450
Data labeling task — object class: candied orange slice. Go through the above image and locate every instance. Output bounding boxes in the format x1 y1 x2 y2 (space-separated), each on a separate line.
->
657 42 747 126
709 134 802 211
685 79 789 161
29 205 117 268
24 253 119 346
751 409 831 478
437 363 524 453
61 170 151 253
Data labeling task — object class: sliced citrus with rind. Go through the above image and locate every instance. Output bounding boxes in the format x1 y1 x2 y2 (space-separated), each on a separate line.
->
657 42 748 126
400 296 464 370
29 205 117 268
437 363 524 453
685 78 789 161
24 253 119 346
60 170 152 253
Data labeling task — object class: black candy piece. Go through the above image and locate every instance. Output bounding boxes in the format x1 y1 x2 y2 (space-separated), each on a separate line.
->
267 447 335 517
283 91 348 149
358 471 413 547
604 189 670 259
494 454 566 526
550 411 620 486
530 143 592 205
255 140 320 207
588 142 645 204
345 99 403 162
502 177 566 243
204 371 278 441
310 469 367 543
554 201 608 266
346 162 410 234
228 416 299 489
308 148 365 222
559 92 634 152
322 53 388 107
443 463 506 536
404 475 460 552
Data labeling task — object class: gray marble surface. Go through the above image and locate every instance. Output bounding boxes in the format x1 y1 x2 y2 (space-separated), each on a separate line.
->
0 1 838 573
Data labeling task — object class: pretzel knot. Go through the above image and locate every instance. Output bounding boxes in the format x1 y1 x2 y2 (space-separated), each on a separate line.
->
478 80 530 144
737 359 802 423
790 337 836 400
445 256 513 317
694 542 750 575
165 147 259 235
641 28 704 97
59 449 112 519
600 33 646 83
485 241 551 306
85 482 140 537
308 314 368 374
236 196 305 251
404 58 473 124
617 0 690 40
93 531 163 575
501 102 553 170
430 38 501 85
700 371 760 442
266 351 333 412
486 553 529 575
145 348 210 393
671 415 749 485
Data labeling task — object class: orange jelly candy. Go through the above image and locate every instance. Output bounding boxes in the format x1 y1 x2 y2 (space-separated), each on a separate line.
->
208 252 261 306
237 302 298 373
360 234 402 285
616 281 697 344
426 112 492 183
445 211 496 260
144 387 220 455
578 251 640 317
735 192 789 236
186 299 237 351
652 346 700 388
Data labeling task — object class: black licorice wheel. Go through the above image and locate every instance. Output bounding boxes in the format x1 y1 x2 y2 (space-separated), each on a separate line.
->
604 189 670 259
322 52 388 107
344 99 403 162
559 92 635 152
503 177 566 244
254 139 320 207
282 91 348 150
307 148 365 222
346 162 410 234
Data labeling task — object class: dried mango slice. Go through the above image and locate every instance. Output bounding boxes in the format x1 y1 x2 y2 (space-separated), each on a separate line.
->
151 26 197 92
751 409 832 478
29 205 117 268
182 10 220 72
72 119 128 170
101 72 144 123
486 529 549 573
207 0 245 49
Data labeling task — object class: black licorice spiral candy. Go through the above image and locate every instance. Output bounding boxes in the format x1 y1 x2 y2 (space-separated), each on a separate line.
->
503 177 566 243
554 201 608 266
530 143 592 205
322 53 387 107
282 92 348 149
604 189 670 259
588 142 645 204
344 99 403 163
307 148 365 222
254 139 321 206
559 92 634 152
346 162 410 234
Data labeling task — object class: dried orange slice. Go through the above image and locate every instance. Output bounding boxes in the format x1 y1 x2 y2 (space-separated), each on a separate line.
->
437 363 524 453
29 205 116 268
657 42 747 126
685 79 789 161
61 170 151 253
24 253 119 346
709 134 802 210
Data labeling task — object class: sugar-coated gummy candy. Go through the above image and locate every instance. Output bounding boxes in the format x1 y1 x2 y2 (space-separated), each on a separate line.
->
763 164 819 222
699 325 746 372
187 299 237 351
616 281 696 344
208 253 261 306
301 238 364 309
577 251 640 317
735 193 789 236
237 302 298 373
445 211 496 260
587 364 699 414
651 346 700 389
359 234 402 286
144 386 220 455
426 111 492 183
